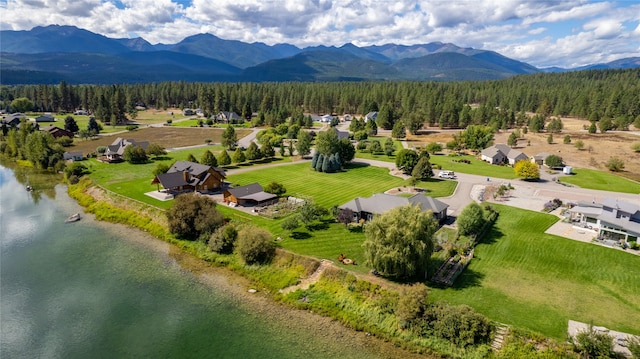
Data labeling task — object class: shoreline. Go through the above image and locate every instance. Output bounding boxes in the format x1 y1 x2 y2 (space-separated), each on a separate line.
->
74 186 436 359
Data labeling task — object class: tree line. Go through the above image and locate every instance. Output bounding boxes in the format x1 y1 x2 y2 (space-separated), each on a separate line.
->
2 69 639 129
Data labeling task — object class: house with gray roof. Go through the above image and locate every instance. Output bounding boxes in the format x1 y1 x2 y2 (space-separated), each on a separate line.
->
217 111 243 124
481 144 528 165
569 198 640 245
223 183 278 207
364 111 378 122
63 151 83 161
339 193 449 223
151 160 226 194
104 137 150 162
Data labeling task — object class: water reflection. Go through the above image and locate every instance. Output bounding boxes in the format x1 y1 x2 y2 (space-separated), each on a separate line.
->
0 158 61 204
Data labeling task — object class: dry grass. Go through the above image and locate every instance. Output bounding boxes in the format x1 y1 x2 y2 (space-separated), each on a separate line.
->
67 126 252 154
406 117 640 182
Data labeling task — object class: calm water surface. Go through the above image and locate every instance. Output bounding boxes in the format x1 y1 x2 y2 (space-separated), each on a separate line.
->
0 164 378 359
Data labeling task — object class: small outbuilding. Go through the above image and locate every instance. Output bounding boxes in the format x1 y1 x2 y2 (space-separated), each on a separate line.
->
223 183 278 207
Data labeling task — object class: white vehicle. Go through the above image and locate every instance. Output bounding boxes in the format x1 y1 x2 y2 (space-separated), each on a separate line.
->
439 170 456 179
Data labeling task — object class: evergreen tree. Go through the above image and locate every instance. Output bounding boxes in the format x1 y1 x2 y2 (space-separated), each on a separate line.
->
384 137 395 156
87 117 101 134
322 154 330 172
365 119 378 136
315 154 324 172
64 116 79 133
261 141 275 158
232 147 246 163
411 156 433 180
217 150 231 166
245 142 262 161
392 121 406 139
311 151 319 168
186 153 198 163
201 150 218 167
222 125 237 149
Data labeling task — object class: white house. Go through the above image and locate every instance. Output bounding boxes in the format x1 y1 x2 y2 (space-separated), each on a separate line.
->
481 144 528 165
569 198 640 245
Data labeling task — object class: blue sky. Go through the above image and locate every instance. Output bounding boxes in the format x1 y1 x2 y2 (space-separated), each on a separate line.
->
1 0 639 68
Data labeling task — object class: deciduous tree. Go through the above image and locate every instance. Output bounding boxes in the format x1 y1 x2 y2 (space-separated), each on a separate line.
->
395 149 419 174
364 205 437 279
456 202 486 237
545 154 563 168
236 226 275 265
166 193 223 240
514 160 540 180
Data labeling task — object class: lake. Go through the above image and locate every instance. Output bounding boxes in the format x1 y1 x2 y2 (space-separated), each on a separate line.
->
0 163 407 359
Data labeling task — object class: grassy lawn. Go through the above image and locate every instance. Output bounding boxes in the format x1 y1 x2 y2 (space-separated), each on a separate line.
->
430 154 518 179
226 162 456 208
559 168 640 194
429 204 640 339
354 137 404 163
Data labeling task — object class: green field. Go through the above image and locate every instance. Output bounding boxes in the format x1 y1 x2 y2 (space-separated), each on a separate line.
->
226 162 456 208
430 154 518 179
559 168 640 194
430 204 640 339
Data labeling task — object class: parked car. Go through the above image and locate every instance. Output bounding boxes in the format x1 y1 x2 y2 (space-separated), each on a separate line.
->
439 170 456 179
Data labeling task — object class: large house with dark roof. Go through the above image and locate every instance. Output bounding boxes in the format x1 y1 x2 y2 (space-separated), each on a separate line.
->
223 183 278 207
104 137 150 162
339 193 449 223
481 144 528 165
151 161 226 194
41 126 74 139
569 198 640 245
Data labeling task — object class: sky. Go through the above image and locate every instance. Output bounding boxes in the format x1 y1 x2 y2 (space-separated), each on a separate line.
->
1 0 639 68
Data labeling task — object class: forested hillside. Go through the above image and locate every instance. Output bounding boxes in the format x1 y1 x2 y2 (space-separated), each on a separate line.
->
1 69 638 129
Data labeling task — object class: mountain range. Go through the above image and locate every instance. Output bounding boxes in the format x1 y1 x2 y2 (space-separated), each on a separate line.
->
1 25 638 84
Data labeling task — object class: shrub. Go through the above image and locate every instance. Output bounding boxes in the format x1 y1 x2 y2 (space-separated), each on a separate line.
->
122 145 147 164
153 163 170 176
417 302 493 347
126 125 138 131
236 226 275 265
396 283 429 328
605 156 625 172
264 181 286 196
208 225 238 254
571 326 615 359
632 142 640 152
166 193 224 240
457 202 486 237
64 162 88 179
56 136 74 147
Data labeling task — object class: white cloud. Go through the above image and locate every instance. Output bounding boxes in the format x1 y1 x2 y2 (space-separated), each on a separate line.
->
0 0 638 68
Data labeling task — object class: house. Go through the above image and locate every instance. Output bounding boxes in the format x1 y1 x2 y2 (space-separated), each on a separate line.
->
35 114 55 123
41 126 74 138
364 111 378 122
151 161 226 193
343 114 352 121
223 183 278 207
182 108 195 116
321 114 332 123
339 193 449 223
531 152 550 166
337 130 349 140
1 114 23 127
217 111 243 123
569 198 640 245
480 144 528 165
63 151 83 161
74 110 89 116
104 137 149 162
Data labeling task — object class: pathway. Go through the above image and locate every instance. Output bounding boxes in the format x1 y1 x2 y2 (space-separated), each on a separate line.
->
279 259 333 294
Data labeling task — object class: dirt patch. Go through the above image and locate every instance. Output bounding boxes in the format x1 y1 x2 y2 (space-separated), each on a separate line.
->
67 126 252 155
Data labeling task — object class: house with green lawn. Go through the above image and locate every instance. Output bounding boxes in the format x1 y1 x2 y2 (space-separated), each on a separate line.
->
340 193 449 223
569 198 640 245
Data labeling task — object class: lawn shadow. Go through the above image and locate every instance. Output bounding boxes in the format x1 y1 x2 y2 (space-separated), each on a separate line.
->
152 156 172 161
291 231 312 240
478 226 504 246
450 267 485 290
345 162 371 169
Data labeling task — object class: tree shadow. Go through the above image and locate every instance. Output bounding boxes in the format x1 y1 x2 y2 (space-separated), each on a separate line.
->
449 267 485 290
478 227 504 246
291 231 312 240
345 162 370 169
152 156 172 161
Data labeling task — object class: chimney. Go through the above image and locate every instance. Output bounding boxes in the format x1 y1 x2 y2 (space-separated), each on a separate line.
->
183 171 189 182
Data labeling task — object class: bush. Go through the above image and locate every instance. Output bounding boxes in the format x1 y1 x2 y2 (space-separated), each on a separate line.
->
264 181 286 196
457 202 486 237
166 193 224 240
122 145 148 164
56 136 74 147
605 156 625 172
417 302 493 347
236 226 275 265
632 142 640 153
64 162 88 179
208 225 238 254
571 326 616 359
126 125 138 131
396 283 428 328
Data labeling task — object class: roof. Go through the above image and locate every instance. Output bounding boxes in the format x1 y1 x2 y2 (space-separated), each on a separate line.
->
227 183 265 198
169 161 226 178
340 193 448 216
601 198 640 215
226 183 278 202
337 130 349 140
154 171 190 188
533 152 550 161
481 144 526 162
